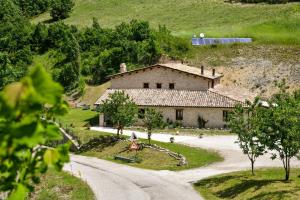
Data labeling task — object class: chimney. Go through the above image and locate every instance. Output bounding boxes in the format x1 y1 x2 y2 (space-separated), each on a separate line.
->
212 68 216 76
201 66 204 75
120 63 127 73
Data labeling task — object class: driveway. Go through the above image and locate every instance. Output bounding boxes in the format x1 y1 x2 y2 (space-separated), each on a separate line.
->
63 127 300 200
64 155 201 200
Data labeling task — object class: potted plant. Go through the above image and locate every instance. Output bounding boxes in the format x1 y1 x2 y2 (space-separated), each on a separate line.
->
170 137 175 143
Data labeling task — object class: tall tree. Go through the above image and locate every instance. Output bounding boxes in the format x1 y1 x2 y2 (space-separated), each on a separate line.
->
47 22 81 91
14 0 49 17
0 0 33 89
50 0 75 21
143 108 164 144
100 91 138 138
256 81 300 180
0 65 69 199
229 99 266 175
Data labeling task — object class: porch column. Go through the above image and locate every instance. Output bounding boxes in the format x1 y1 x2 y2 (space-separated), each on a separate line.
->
99 113 105 127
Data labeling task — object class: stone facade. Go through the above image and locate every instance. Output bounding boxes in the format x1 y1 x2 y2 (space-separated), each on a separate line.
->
135 106 231 128
110 66 221 91
96 63 245 128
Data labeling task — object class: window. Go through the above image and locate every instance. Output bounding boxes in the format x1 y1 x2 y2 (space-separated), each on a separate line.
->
156 83 162 89
169 83 175 89
223 110 230 122
176 109 183 120
212 80 215 88
138 109 145 119
143 83 149 88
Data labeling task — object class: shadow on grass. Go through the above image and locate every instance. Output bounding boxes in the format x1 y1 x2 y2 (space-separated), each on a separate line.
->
84 114 99 127
42 18 56 24
195 175 289 199
195 175 243 188
78 135 123 153
216 179 278 199
248 188 300 200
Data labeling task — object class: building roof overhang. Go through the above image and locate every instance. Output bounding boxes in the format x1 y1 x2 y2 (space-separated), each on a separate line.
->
107 63 223 80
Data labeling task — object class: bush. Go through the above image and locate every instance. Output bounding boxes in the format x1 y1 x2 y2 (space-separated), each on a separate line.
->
78 135 123 153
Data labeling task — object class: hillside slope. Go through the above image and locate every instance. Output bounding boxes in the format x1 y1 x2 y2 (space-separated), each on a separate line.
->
33 0 300 98
33 0 300 44
187 44 300 97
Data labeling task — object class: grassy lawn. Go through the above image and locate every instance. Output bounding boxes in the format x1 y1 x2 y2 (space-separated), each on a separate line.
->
59 108 98 128
194 168 300 200
80 82 111 106
28 169 94 200
58 108 111 144
82 139 222 171
59 108 222 170
32 0 300 44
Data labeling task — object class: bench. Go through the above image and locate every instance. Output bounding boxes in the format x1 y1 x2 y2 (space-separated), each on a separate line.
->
114 155 135 163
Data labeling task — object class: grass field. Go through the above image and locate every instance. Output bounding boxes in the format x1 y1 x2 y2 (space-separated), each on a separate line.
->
33 0 300 44
194 168 300 200
80 82 111 106
28 169 94 200
58 108 111 144
83 139 222 171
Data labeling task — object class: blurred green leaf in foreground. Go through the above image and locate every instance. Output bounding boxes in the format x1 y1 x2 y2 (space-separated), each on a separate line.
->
0 65 69 199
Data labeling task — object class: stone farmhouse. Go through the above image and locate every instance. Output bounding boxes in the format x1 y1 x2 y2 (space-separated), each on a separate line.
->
95 63 253 128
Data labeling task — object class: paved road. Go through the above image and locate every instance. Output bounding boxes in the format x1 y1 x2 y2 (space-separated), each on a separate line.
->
63 127 300 200
64 155 201 200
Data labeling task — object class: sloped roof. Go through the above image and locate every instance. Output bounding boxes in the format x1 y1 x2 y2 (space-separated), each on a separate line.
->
108 63 223 80
209 85 257 103
95 89 245 108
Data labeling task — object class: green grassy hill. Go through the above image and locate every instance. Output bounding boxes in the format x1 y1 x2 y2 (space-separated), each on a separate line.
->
33 0 300 44
33 0 300 98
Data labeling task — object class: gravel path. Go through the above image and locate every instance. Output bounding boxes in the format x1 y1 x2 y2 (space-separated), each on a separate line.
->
63 127 300 200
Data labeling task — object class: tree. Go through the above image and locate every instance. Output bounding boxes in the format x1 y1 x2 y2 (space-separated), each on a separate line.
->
0 65 69 199
0 53 18 90
47 22 81 91
14 0 49 17
50 0 74 21
0 0 33 89
229 98 266 175
143 108 164 144
256 81 300 180
100 91 138 138
31 23 48 53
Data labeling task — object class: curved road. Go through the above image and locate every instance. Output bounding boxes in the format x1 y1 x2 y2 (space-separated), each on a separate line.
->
63 127 300 200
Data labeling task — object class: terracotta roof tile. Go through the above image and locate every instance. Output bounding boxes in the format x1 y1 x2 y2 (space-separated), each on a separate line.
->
95 89 245 108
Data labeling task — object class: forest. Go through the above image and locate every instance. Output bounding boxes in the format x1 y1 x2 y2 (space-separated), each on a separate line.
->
0 0 190 93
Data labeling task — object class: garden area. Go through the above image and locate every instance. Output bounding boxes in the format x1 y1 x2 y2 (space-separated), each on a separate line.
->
82 138 222 171
58 108 222 171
